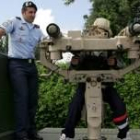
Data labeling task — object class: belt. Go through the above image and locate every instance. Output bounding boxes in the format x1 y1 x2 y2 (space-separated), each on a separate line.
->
8 58 35 63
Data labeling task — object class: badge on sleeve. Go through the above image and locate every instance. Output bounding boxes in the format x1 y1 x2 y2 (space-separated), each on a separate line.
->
2 20 12 27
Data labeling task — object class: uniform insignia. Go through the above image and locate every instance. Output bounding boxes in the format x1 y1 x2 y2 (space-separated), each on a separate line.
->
19 38 22 42
19 26 24 30
2 20 12 27
2 22 9 27
16 17 21 20
34 24 40 28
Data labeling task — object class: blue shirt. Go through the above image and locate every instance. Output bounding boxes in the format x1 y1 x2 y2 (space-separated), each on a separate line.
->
0 17 45 59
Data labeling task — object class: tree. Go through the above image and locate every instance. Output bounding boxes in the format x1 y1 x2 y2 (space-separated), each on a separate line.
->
63 0 140 35
62 0 75 5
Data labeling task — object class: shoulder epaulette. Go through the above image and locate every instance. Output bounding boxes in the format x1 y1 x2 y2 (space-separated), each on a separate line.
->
34 24 40 28
16 17 21 20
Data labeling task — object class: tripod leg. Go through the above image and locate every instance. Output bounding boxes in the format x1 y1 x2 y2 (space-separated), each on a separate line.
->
85 81 103 140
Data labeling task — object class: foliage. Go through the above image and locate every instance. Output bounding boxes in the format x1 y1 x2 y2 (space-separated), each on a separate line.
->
84 0 138 35
56 62 70 70
100 70 140 129
63 0 140 35
36 63 77 129
115 71 140 128
0 36 8 54
63 0 75 5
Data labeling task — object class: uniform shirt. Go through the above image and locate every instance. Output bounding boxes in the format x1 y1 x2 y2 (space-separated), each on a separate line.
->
0 17 45 59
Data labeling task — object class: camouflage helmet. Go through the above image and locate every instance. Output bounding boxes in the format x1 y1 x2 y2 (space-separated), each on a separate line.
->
92 17 112 37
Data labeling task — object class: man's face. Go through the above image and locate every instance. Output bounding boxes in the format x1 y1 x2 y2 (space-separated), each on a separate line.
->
22 7 36 23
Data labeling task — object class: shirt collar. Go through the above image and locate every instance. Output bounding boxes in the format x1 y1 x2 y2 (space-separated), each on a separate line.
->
21 18 35 29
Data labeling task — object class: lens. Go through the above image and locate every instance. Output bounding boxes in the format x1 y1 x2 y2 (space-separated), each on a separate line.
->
46 23 61 38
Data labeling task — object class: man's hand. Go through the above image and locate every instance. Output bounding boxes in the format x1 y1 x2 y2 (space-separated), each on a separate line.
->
0 28 6 39
70 56 81 70
107 57 116 66
71 56 80 66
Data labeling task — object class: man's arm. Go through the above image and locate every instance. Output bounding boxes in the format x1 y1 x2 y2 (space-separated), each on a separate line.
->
0 28 6 39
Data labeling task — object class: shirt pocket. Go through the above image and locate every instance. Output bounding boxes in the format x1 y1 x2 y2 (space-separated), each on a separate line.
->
28 33 39 47
12 28 29 43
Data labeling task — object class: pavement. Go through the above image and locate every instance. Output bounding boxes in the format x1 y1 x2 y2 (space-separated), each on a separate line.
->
39 128 140 140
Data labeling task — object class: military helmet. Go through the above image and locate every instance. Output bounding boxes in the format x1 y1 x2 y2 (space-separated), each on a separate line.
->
92 18 112 37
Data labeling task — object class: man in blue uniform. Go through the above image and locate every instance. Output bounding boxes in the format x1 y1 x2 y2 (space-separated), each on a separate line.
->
0 1 45 140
